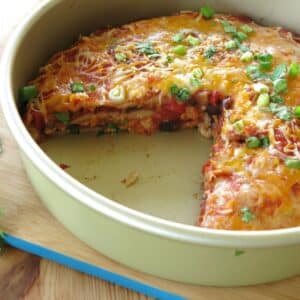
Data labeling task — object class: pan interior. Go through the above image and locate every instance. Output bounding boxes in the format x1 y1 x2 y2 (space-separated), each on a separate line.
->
41 130 212 225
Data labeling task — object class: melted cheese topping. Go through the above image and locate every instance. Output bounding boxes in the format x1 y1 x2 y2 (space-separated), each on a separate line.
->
24 11 300 230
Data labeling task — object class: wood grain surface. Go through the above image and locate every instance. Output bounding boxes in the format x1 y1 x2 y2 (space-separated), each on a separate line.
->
1 1 300 300
0 247 150 300
0 1 151 299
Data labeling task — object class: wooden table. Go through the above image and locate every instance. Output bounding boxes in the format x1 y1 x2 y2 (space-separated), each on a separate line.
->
0 1 150 299
0 1 300 300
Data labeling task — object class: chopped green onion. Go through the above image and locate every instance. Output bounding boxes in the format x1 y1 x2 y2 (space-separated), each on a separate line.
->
186 35 201 46
241 207 256 223
270 94 284 104
19 85 38 103
163 55 173 66
109 86 125 102
233 120 244 132
271 64 287 81
246 65 269 80
255 53 273 62
260 136 270 147
172 45 187 56
294 106 300 118
200 6 215 19
234 31 248 42
68 124 80 135
190 77 202 88
193 68 204 79
172 32 185 43
221 20 237 33
235 249 245 256
239 44 250 53
240 24 254 34
170 84 191 102
255 53 273 71
89 84 96 91
224 40 238 50
204 45 216 59
257 93 270 107
246 136 261 149
260 61 272 70
55 112 70 125
240 51 254 63
115 53 127 62
71 82 84 93
288 63 300 78
136 41 158 57
285 159 300 170
269 103 292 121
273 78 288 94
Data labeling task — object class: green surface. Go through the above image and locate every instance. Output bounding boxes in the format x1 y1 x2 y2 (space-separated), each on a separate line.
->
41 130 212 225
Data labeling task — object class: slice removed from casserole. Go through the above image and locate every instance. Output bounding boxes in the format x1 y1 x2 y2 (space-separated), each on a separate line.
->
21 10 300 230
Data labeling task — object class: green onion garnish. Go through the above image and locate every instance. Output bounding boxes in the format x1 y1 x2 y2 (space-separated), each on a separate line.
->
190 77 202 88
136 41 158 57
233 120 244 132
239 44 250 53
89 84 96 91
255 53 273 62
288 63 300 78
241 207 256 223
19 85 38 103
273 78 288 94
270 94 284 104
172 45 187 56
240 24 254 34
260 136 270 147
221 20 237 33
55 112 70 125
193 68 204 79
224 40 238 50
246 65 269 80
285 159 300 170
269 103 292 121
294 106 300 118
246 136 261 149
240 51 254 63
255 53 273 70
204 45 216 59
186 35 201 46
271 64 287 81
235 249 245 256
233 31 248 42
170 84 191 102
172 32 185 43
200 6 215 19
71 82 84 93
257 93 270 107
163 55 173 66
115 53 127 62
